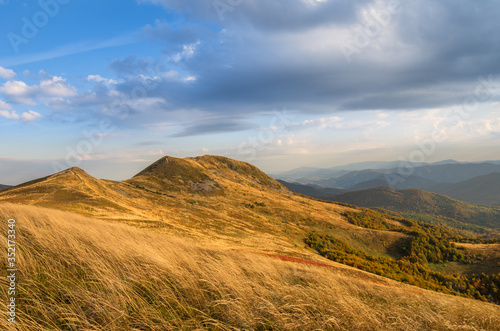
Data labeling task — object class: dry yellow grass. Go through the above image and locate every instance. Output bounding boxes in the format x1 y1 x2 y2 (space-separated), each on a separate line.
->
0 162 405 262
1 203 499 330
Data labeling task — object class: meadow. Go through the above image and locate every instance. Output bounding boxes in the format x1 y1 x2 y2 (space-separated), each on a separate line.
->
1 203 500 330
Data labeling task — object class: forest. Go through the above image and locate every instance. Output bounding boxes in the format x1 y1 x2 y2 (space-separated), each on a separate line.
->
305 209 500 304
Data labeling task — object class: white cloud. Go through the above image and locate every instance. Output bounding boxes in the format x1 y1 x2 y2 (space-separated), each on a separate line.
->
0 109 41 123
0 80 37 105
288 116 343 131
81 132 128 139
302 116 343 129
332 120 390 131
0 66 15 80
87 74 118 86
20 110 42 123
136 70 195 84
45 97 72 110
0 97 17 119
0 110 20 120
0 74 78 109
169 40 200 63
0 99 11 110
39 76 77 97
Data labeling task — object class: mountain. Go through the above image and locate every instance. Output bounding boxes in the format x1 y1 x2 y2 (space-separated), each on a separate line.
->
431 159 461 166
271 166 321 179
0 184 10 190
428 172 500 206
402 163 500 183
331 187 500 231
335 163 500 189
274 161 500 189
0 155 418 285
277 180 345 198
347 175 437 191
1 155 363 256
129 155 284 194
1 154 500 329
272 159 463 183
0 167 151 219
302 170 438 190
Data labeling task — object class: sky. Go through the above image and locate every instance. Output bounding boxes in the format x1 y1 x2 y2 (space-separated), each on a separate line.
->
1 0 500 184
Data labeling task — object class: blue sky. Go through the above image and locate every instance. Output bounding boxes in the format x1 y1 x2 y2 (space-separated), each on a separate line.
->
1 0 500 184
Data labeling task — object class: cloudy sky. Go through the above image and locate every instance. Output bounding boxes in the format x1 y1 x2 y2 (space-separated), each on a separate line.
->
1 0 500 184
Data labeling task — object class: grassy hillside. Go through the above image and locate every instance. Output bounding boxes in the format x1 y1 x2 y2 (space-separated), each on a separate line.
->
0 156 400 262
1 155 500 314
332 187 500 232
1 203 500 330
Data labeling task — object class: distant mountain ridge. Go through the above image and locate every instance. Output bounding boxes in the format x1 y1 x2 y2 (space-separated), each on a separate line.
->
272 159 459 182
427 172 500 206
277 180 345 198
0 184 10 190
332 187 500 231
273 161 500 206
273 161 500 188
321 163 500 189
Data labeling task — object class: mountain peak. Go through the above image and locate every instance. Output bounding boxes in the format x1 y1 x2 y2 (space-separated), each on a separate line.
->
129 155 284 193
7 166 92 191
190 155 284 189
133 155 210 182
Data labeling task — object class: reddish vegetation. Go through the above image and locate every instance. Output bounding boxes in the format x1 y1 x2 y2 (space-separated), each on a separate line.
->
259 252 422 292
260 253 337 268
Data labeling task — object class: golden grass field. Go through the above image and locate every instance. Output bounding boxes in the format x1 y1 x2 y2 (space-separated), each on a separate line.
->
0 157 408 262
1 203 500 330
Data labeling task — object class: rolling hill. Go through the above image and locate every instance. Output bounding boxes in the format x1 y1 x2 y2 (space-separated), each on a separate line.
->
277 179 345 198
428 172 500 206
407 163 500 183
0 184 10 190
332 187 500 231
1 155 500 329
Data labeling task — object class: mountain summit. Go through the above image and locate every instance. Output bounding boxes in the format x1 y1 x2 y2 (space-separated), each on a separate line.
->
129 155 284 194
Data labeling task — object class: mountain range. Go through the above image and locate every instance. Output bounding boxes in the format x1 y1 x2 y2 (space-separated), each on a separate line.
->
274 161 500 206
1 155 499 329
333 187 500 232
428 172 500 206
274 160 500 184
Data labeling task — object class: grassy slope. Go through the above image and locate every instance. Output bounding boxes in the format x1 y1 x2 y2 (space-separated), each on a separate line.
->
0 156 405 262
429 243 500 276
1 203 500 330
